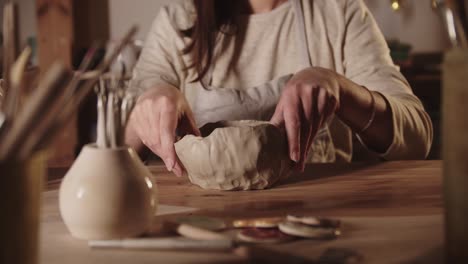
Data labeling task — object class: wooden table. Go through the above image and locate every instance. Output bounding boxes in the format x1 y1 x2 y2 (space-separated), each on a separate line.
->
41 161 445 263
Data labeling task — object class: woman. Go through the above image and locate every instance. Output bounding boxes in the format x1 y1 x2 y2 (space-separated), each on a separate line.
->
126 0 433 177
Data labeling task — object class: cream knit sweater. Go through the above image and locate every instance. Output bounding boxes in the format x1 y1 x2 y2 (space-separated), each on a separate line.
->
132 0 433 162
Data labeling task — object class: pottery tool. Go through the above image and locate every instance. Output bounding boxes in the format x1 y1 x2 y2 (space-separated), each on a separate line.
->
286 215 341 228
237 227 294 244
96 79 108 148
89 238 235 251
232 217 285 228
3 46 32 119
31 26 138 153
0 112 5 132
95 72 135 149
62 43 100 101
0 79 4 106
52 26 137 129
0 47 32 142
106 85 117 147
0 63 72 160
278 221 340 239
0 26 138 160
2 3 19 107
432 0 468 48
15 48 99 160
120 91 137 143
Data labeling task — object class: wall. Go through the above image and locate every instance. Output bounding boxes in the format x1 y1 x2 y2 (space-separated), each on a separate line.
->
365 0 450 52
0 0 37 46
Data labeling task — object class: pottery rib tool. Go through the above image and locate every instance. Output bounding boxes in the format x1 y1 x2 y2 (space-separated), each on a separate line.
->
89 238 235 251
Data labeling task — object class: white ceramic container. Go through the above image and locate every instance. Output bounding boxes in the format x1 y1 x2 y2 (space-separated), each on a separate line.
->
59 144 157 240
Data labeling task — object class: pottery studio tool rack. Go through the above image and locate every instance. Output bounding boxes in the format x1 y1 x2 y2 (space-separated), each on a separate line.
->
0 2 139 162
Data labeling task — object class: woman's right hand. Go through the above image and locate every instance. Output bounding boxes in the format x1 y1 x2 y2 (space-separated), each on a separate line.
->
125 84 200 177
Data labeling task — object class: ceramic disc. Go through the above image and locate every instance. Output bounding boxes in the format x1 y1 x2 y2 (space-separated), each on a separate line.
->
237 228 294 244
278 221 340 239
232 217 284 228
286 215 341 228
175 216 226 231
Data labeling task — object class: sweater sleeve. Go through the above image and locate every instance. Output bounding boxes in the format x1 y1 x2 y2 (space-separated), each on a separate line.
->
131 6 186 95
342 0 433 160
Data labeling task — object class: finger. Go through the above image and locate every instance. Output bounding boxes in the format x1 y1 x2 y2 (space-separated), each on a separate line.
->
172 159 184 178
298 119 311 172
284 106 301 162
323 95 338 126
159 103 179 174
303 126 314 171
297 88 317 171
316 89 329 128
270 103 284 127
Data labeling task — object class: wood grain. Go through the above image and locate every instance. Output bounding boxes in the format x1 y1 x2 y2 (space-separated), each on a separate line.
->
42 161 444 264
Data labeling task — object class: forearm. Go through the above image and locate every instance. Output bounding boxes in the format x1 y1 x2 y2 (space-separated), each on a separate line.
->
336 76 393 153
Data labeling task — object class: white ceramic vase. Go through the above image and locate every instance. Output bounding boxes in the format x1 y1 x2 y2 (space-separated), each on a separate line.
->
59 144 157 240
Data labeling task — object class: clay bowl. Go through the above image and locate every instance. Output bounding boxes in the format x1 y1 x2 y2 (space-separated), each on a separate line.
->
175 120 292 191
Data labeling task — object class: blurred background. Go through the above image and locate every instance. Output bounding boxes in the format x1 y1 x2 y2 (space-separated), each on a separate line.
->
0 0 454 164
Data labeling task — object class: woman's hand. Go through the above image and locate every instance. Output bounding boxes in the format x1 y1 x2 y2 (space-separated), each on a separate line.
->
271 67 341 171
125 84 200 177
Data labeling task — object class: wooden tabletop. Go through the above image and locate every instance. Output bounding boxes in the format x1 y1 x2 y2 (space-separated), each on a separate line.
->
41 161 445 264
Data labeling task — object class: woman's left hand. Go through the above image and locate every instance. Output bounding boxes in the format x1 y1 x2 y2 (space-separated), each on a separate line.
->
270 67 341 171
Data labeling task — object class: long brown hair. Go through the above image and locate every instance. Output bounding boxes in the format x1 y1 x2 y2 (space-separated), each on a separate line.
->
182 0 241 82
